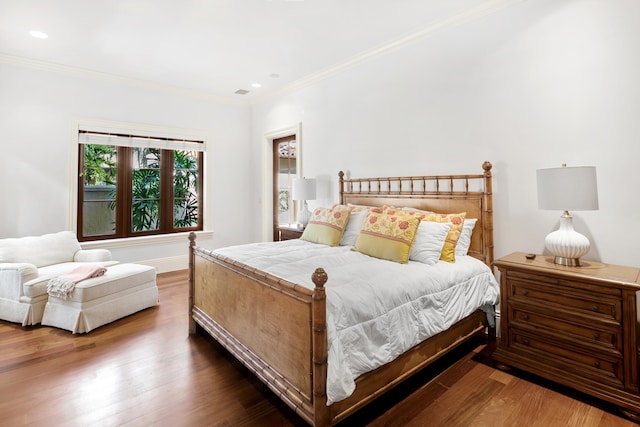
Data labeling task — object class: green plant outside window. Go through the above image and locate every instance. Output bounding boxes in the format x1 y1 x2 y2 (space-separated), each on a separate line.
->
80 143 201 239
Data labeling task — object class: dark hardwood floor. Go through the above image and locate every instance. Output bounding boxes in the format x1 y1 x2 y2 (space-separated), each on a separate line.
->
0 270 637 426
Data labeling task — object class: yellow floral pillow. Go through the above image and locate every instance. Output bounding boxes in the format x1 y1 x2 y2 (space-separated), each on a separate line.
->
420 212 467 262
348 204 383 213
352 209 423 263
300 205 351 246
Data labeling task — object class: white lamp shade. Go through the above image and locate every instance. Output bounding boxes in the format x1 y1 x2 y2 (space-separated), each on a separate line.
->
536 166 598 211
292 178 316 201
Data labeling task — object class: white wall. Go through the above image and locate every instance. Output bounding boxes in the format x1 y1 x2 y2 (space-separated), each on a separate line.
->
0 62 253 270
2 0 638 270
251 0 640 267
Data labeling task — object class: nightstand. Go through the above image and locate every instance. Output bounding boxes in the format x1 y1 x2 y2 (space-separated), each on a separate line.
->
277 225 304 241
493 252 640 420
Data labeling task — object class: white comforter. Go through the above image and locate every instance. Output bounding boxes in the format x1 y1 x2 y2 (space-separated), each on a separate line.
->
214 239 499 405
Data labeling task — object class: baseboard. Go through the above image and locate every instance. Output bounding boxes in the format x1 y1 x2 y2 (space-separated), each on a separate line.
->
138 255 188 274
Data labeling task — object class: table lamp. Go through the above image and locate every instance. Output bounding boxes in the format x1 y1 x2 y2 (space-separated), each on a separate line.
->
536 164 599 267
292 178 316 227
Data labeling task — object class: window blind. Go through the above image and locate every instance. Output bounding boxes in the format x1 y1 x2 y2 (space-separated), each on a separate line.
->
78 130 206 152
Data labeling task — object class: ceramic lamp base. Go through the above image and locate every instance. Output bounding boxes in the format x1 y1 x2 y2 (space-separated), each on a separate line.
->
297 202 312 227
545 213 590 267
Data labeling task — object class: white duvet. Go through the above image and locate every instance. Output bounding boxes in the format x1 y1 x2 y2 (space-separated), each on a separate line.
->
214 239 499 405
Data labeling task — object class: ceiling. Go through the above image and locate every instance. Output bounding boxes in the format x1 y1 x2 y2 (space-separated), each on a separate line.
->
0 0 514 103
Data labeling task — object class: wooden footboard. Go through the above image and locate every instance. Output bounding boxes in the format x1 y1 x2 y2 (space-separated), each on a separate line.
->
189 234 330 425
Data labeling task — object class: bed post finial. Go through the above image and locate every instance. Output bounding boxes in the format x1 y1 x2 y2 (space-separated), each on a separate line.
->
482 161 492 174
312 267 328 288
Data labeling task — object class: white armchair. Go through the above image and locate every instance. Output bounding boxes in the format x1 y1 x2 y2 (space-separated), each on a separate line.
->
0 231 117 326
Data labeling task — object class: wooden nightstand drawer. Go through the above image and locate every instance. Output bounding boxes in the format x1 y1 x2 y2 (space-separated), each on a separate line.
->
509 306 621 354
509 330 624 387
509 279 621 324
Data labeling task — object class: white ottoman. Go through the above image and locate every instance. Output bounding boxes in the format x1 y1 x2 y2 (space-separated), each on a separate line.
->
41 263 158 333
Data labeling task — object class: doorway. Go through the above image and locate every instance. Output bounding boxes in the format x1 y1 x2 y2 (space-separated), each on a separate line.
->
272 135 297 241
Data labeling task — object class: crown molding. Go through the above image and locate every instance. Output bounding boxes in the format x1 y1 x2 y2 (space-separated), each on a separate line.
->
251 0 524 104
0 52 249 107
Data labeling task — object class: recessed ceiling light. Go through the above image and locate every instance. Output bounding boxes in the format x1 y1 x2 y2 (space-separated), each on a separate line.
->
235 89 250 95
29 30 48 39
251 83 262 88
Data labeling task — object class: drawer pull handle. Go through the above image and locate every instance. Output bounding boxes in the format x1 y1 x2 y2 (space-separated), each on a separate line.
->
523 339 530 346
523 314 529 321
592 305 599 312
593 333 600 340
522 290 529 296
594 361 600 368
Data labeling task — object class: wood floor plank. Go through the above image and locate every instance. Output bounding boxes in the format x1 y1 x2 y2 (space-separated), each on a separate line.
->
0 270 638 426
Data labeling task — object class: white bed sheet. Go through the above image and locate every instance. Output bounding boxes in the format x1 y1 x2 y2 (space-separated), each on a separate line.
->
214 239 499 405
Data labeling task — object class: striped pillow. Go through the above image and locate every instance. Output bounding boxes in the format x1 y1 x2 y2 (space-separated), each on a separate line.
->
420 212 467 262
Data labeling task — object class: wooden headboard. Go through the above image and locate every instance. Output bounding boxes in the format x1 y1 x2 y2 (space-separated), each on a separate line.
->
339 161 494 267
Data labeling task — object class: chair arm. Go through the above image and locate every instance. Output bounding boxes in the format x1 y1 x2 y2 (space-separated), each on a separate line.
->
73 249 112 263
0 262 38 284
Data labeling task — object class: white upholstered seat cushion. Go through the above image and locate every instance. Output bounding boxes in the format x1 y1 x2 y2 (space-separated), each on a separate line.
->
22 261 119 298
64 263 156 302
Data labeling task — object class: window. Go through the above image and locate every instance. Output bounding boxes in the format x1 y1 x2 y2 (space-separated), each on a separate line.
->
77 130 204 241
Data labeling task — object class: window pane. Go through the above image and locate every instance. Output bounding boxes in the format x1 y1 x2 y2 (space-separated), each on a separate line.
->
173 150 199 228
277 140 296 226
78 132 205 241
82 144 117 237
131 148 160 232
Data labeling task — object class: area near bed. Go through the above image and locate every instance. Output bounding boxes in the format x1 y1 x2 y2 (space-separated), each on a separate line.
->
189 161 497 426
213 239 498 404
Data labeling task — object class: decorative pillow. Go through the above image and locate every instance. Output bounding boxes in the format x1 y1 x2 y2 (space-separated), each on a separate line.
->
300 205 351 246
340 209 368 246
409 221 452 265
0 231 81 268
348 204 382 213
420 212 467 262
455 218 478 257
352 210 423 263
401 207 431 213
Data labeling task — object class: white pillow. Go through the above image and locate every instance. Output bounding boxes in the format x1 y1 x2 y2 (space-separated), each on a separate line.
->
409 221 452 265
339 210 368 246
455 218 478 256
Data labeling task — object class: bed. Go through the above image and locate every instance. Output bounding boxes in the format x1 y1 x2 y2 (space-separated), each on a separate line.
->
188 161 497 426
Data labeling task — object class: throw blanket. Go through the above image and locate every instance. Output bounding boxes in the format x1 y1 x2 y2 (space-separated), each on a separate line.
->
47 264 107 299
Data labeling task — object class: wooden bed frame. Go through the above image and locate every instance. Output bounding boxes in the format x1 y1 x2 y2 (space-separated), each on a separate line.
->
188 161 495 426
